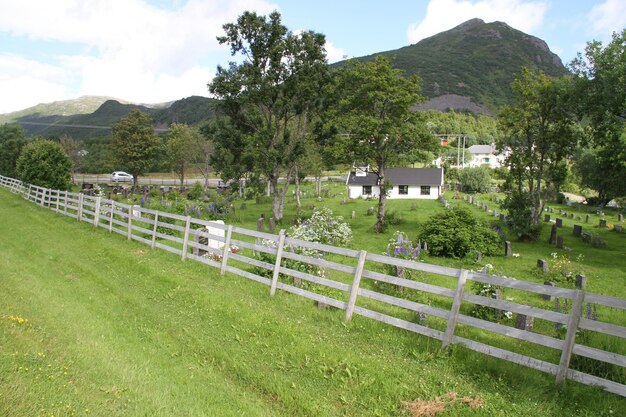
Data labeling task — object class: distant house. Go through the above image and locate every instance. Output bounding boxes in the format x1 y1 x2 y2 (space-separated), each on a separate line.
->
346 167 444 200
467 144 505 168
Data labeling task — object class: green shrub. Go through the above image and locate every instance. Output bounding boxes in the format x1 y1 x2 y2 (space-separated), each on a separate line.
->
16 139 72 190
458 166 492 193
419 207 501 258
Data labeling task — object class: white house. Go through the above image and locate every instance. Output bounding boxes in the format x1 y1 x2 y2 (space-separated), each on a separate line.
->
466 144 506 168
346 167 444 200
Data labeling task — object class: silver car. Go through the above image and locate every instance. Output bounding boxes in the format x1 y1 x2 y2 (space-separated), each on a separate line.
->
111 171 134 182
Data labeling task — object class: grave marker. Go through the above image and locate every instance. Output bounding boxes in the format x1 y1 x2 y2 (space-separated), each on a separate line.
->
556 218 563 228
573 225 582 237
504 241 512 257
549 224 558 245
537 259 549 273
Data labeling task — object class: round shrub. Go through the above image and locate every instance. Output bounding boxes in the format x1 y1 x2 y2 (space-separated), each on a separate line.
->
419 207 501 258
16 139 72 190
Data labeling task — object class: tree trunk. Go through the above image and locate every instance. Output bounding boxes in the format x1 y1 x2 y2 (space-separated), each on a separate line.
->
295 165 301 209
374 169 386 233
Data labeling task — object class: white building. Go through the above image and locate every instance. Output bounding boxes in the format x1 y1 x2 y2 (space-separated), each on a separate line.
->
466 144 506 168
346 167 444 200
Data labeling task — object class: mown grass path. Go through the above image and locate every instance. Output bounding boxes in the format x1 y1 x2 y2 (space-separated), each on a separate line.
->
1 189 624 416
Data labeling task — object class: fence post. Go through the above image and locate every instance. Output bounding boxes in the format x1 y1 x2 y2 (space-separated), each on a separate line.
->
556 289 586 384
109 201 115 233
345 250 368 322
126 205 132 240
220 225 233 275
93 196 101 227
151 211 159 248
181 216 191 261
269 230 287 296
77 193 84 221
64 191 68 213
40 188 46 207
442 269 469 348
55 190 60 212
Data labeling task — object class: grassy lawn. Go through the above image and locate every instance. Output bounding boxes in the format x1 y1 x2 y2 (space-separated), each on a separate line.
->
1 188 625 417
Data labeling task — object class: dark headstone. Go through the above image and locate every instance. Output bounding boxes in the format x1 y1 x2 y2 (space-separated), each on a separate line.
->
556 235 564 249
599 219 607 228
582 232 592 243
618 213 624 222
504 241 512 257
585 214 590 223
575 274 587 289
537 259 549 273
544 214 551 222
556 218 563 228
615 224 623 232
515 314 534 331
592 237 603 247
573 224 582 237
542 281 555 301
549 224 558 245
569 213 575 219
256 217 264 232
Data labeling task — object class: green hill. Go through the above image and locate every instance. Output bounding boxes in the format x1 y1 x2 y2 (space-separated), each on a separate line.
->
341 18 568 113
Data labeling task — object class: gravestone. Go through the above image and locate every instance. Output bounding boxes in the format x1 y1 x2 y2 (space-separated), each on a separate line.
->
569 213 575 219
537 259 548 273
132 204 141 219
585 214 590 223
556 235 564 249
599 219 607 228
468 195 473 204
515 314 534 331
256 217 264 232
542 281 555 301
548 224 558 245
556 218 563 228
351 210 356 219
575 274 587 289
240 203 246 210
573 224 582 237
615 224 623 232
618 213 624 222
559 209 565 215
206 220 226 250
484 205 489 212
593 237 604 248
544 214 551 222
269 217 276 233
504 241 512 257
581 232 592 243
410 202 417 210
367 207 374 215
475 251 482 262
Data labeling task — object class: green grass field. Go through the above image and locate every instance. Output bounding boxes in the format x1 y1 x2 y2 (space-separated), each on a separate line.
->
1 187 625 417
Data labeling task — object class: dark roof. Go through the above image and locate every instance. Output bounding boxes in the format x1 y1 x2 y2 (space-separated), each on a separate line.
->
347 168 443 186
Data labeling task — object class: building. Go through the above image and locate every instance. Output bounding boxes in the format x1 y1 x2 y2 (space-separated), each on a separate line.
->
466 144 506 168
346 167 444 200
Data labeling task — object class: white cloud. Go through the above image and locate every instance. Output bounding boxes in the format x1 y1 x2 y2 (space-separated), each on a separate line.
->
407 0 548 44
324 40 346 64
588 0 626 42
0 54 72 113
0 0 278 113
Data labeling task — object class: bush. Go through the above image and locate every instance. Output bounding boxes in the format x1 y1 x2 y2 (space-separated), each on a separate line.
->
501 190 542 240
16 139 72 190
419 207 501 258
458 166 492 193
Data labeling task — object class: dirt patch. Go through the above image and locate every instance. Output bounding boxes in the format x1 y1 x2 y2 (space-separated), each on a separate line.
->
403 392 483 417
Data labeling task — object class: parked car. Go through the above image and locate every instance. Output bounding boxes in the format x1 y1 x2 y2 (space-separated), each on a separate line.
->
111 171 134 182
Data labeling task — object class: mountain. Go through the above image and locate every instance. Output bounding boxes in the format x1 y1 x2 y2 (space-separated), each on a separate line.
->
5 96 216 139
340 18 568 113
0 96 122 125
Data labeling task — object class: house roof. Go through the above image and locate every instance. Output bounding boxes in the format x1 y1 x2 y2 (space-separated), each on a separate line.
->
468 144 495 155
347 168 444 186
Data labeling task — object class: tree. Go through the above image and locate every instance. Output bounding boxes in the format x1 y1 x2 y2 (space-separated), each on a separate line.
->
569 30 626 201
0 123 27 178
458 166 492 193
208 10 328 222
333 56 437 232
59 135 84 184
497 68 577 236
111 110 161 188
165 123 203 187
16 139 72 190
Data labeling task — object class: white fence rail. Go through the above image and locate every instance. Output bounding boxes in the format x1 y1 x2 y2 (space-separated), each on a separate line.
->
1 175 625 397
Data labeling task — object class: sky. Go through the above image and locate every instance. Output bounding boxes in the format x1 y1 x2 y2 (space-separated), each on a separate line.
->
0 0 624 114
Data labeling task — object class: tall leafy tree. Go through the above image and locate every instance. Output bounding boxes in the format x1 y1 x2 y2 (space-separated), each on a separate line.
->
333 56 436 232
569 30 626 201
16 139 72 190
0 123 27 178
111 110 161 188
497 68 577 236
208 10 328 221
165 123 203 187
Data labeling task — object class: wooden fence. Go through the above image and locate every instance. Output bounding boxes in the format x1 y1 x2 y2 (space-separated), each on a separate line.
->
1 175 625 397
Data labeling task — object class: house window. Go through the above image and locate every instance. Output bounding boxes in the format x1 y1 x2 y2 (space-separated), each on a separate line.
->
420 185 431 195
398 185 409 195
362 185 372 195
